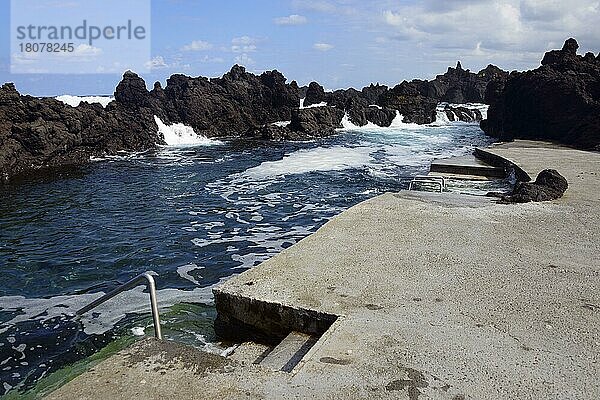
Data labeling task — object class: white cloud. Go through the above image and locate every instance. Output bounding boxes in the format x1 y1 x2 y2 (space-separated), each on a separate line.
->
274 14 308 25
182 40 213 51
199 55 225 63
145 56 168 70
234 53 255 66
232 36 258 45
292 0 357 16
11 52 40 65
231 36 260 53
232 44 257 53
383 10 403 26
379 0 600 55
313 43 334 51
72 44 102 57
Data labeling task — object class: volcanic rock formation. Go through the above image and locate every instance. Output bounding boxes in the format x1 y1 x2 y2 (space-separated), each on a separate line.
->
481 38 600 151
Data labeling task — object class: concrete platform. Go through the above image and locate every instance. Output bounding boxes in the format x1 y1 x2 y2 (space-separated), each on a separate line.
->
430 155 506 178
48 141 600 400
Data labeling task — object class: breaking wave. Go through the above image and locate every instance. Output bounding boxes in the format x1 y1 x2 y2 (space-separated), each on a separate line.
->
154 116 223 147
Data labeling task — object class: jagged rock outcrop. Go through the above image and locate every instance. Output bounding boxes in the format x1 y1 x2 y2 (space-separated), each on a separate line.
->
379 81 439 124
481 38 600 150
289 106 345 136
0 66 304 180
437 63 508 104
303 82 326 107
500 169 568 203
0 81 160 181
245 105 345 140
154 66 301 136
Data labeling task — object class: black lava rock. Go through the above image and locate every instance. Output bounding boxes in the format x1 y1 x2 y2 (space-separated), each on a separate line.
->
502 169 568 203
304 82 326 107
482 38 600 150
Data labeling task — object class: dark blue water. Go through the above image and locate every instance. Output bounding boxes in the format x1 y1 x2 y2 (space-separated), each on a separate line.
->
0 121 502 395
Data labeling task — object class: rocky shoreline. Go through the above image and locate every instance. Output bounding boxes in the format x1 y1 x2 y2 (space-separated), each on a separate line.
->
1 38 598 181
0 61 501 181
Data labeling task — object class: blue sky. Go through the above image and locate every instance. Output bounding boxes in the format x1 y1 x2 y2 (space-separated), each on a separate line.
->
1 0 598 96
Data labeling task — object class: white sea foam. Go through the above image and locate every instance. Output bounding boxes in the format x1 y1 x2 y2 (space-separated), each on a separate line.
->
241 146 374 179
434 103 489 124
299 99 328 109
131 326 145 336
341 111 423 131
176 263 203 286
271 121 291 127
191 224 315 269
341 112 360 129
434 109 452 125
304 101 328 108
56 95 114 108
0 282 220 336
154 116 223 147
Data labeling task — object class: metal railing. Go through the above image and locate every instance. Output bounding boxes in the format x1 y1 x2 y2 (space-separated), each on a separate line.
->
409 176 446 193
76 272 163 340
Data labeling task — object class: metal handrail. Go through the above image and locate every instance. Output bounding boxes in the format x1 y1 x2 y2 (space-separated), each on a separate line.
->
412 175 446 188
76 272 163 340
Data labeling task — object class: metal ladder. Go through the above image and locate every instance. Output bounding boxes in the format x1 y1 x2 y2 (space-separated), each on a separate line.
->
76 272 163 339
408 176 447 193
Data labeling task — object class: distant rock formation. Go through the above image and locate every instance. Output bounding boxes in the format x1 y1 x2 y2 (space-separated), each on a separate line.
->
0 61 507 180
300 63 506 126
481 38 600 151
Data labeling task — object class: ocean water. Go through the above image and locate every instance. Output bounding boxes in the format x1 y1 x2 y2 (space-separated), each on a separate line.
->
0 104 506 395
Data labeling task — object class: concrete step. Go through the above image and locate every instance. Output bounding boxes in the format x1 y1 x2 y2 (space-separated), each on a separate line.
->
430 155 506 178
259 331 318 372
228 341 271 365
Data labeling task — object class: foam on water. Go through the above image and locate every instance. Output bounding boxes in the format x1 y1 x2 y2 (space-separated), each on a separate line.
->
435 103 490 123
241 146 374 179
299 99 328 109
271 121 291 127
55 95 114 108
176 263 203 286
434 109 452 125
341 111 423 131
154 116 223 147
0 283 218 336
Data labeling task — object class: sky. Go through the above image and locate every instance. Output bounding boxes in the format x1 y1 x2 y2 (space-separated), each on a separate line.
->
0 0 598 96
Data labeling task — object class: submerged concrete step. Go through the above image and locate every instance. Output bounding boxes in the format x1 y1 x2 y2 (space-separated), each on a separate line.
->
228 341 271 365
259 331 318 372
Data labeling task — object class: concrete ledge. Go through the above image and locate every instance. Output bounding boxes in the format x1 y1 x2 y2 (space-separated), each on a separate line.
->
430 155 506 178
213 290 338 345
474 147 531 181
